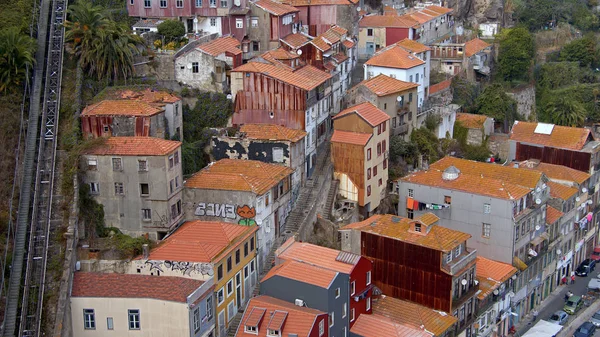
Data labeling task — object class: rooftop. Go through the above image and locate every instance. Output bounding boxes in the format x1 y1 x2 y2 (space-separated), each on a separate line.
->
233 61 331 91
428 78 452 96
518 161 590 185
197 36 242 56
143 221 257 263
280 33 312 48
395 38 431 53
510 121 594 151
400 156 542 200
261 260 338 288
254 0 299 15
100 87 180 104
240 124 306 142
343 39 355 48
351 314 434 337
365 45 425 69
236 296 326 337
331 130 372 146
358 74 418 97
341 213 470 252
72 272 204 303
311 26 346 51
81 100 164 117
84 137 181 156
333 102 390 127
456 113 490 129
547 181 578 201
261 48 300 62
185 159 293 195
281 0 359 6
546 205 564 225
373 295 457 336
277 238 363 274
464 38 491 57
475 257 517 300
359 15 419 28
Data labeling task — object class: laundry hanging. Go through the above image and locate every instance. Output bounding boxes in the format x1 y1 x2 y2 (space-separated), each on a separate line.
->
407 197 415 210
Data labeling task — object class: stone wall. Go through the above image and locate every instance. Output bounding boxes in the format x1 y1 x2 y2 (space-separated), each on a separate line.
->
507 84 536 120
466 128 484 146
488 133 509 160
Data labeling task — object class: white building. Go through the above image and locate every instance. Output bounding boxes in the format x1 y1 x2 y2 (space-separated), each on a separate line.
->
395 39 431 98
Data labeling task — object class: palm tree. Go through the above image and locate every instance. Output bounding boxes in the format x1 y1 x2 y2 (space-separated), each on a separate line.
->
0 27 35 93
545 97 586 127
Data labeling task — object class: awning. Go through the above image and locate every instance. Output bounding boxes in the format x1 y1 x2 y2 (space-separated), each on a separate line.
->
513 256 528 271
530 232 549 246
521 320 562 337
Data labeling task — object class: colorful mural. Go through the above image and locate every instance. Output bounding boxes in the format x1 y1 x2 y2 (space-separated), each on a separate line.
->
237 205 256 226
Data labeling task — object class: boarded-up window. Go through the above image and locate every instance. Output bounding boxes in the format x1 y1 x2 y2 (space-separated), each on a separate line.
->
273 147 284 162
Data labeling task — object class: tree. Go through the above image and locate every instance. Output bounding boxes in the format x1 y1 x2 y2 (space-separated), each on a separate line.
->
451 76 479 112
410 128 441 163
475 83 517 131
497 27 535 82
560 35 597 68
544 96 586 126
389 135 418 165
0 27 35 93
157 20 185 42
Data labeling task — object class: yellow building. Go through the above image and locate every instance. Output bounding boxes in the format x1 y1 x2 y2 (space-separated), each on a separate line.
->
141 220 258 337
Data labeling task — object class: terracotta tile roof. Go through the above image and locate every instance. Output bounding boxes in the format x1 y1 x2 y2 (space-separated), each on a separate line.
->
519 161 590 185
359 74 418 97
332 52 349 63
233 62 331 91
395 38 431 53
84 137 181 156
185 159 293 195
373 295 457 336
456 113 489 129
110 87 180 104
400 156 542 200
365 45 425 69
425 5 454 15
236 296 326 337
359 15 419 28
383 5 397 15
334 101 390 127
261 48 300 62
330 25 348 36
475 257 517 300
281 33 311 48
351 314 434 337
343 39 355 48
197 36 242 56
72 272 204 303
510 121 592 151
404 12 433 24
331 130 372 146
464 38 490 57
281 0 358 6
344 214 470 252
240 124 306 142
429 78 452 95
548 181 578 201
311 36 332 51
261 260 338 288
277 238 363 274
144 221 257 263
81 100 164 117
546 205 564 225
254 0 299 15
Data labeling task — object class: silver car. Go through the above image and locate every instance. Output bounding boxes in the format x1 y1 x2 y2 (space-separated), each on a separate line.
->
590 311 600 327
548 311 568 325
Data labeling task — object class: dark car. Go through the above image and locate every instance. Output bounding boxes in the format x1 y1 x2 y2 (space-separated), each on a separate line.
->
574 322 596 337
576 259 596 276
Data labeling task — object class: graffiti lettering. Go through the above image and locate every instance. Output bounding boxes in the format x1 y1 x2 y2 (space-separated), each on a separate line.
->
194 202 236 219
145 260 214 276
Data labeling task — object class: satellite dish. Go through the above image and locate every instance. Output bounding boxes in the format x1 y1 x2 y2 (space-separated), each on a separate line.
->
536 187 541 193
535 225 541 231
535 198 541 205
493 289 499 295
576 197 581 202
296 49 303 55
557 249 562 255
583 187 588 193
396 96 403 102
461 279 467 285
542 183 547 189
187 64 192 69
357 6 362 11
193 17 198 23
226 94 232 100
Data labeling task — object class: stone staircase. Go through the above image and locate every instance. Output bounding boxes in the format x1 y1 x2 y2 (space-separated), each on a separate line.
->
324 179 339 221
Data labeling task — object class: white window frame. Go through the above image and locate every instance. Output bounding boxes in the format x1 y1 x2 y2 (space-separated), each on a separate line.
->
342 302 347 318
128 309 141 330
196 0 202 6
251 17 258 27
106 317 114 330
245 325 258 333
319 319 325 336
207 296 214 320
236 18 243 28
446 251 452 263
366 271 371 285
114 182 124 195
210 17 217 26
483 223 491 238
484 203 491 214
217 287 225 305
83 309 95 330
87 158 97 170
226 279 234 297
144 0 151 7
142 208 151 221
351 308 355 322
335 288 340 298
366 297 371 311
455 245 461 257
329 311 334 327
138 159 147 171
159 0 167 7
193 308 200 332
408 189 414 198
89 182 99 194
351 281 355 295
176 0 183 7
112 157 122 171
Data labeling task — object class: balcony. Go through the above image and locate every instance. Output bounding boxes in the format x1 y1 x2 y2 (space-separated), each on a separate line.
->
452 284 480 311
397 124 409 135
443 249 477 275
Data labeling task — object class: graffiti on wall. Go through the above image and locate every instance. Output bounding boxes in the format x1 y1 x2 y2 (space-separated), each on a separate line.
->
194 202 237 219
237 205 256 226
145 260 214 276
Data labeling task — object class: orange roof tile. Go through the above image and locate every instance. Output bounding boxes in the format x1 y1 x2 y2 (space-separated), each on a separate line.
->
351 314 434 337
240 124 306 142
233 62 331 91
404 12 433 24
546 205 564 225
281 33 312 48
510 121 593 151
396 38 431 53
365 45 425 69
330 25 348 36
464 38 491 57
401 157 542 200
359 15 419 28
72 273 205 303
254 0 299 15
519 161 590 185
185 159 293 195
331 130 372 146
548 181 578 201
358 74 418 97
344 214 470 252
281 0 358 6
144 221 257 263
456 113 489 129
197 36 242 56
261 260 338 288
343 39 355 48
429 78 452 95
84 137 181 156
108 87 180 104
311 36 332 51
332 52 349 63
277 238 363 274
425 5 454 15
476 256 517 300
373 295 457 336
81 100 164 117
236 296 326 337
334 102 390 127
261 48 300 62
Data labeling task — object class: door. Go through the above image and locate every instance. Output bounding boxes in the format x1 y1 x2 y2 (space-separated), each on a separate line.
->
186 19 194 33
366 42 375 55
218 310 225 337
274 209 279 237
244 265 251 300
235 271 243 309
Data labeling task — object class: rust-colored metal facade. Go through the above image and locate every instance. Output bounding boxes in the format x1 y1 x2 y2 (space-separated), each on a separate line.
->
331 141 365 205
515 142 591 173
81 115 151 139
361 231 452 312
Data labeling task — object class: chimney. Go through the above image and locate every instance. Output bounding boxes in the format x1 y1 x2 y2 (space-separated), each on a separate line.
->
142 244 149 260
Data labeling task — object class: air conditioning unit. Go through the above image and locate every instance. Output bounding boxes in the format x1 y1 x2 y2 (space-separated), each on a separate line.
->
295 299 305 307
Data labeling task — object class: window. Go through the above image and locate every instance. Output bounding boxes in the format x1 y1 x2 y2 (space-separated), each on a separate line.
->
367 148 371 160
351 308 355 322
176 0 183 7
367 168 371 179
408 189 414 198
444 196 452 204
236 249 240 264
482 223 491 238
227 256 232 272
114 182 124 195
273 147 284 163
335 288 340 298
160 0 166 7
367 28 373 36
407 209 414 219
374 166 378 176
196 0 202 6
142 208 151 221
130 0 134 5
409 93 413 102
415 223 422 232
383 159 387 169
366 297 371 311
128 309 140 330
89 182 99 194
175 176 180 188
484 203 491 214
220 0 227 6
226 279 234 296
217 287 225 305
112 158 122 171
383 122 386 132
267 330 280 337
245 325 257 333
342 302 347 318
251 17 258 27
250 237 255 251
319 320 325 336
382 139 386 152
170 179 175 194
244 242 249 257
217 264 223 280
409 75 413 82
252 41 260 51
138 160 147 171
446 251 452 263
207 296 214 320
87 159 97 170
515 226 520 241
329 312 334 327
377 143 381 156
455 245 461 257
378 178 382 186
144 0 151 7
192 62 199 73
416 73 420 83
210 17 217 26
140 183 149 196
236 18 243 28
193 308 200 332
367 185 371 196
107 317 114 330
367 271 372 285
351 281 356 295
83 309 95 330
210 0 216 6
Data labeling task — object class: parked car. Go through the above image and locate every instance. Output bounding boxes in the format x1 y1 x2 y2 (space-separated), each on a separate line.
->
564 296 584 315
574 322 596 337
576 259 596 277
548 310 568 325
591 246 600 261
590 311 600 327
